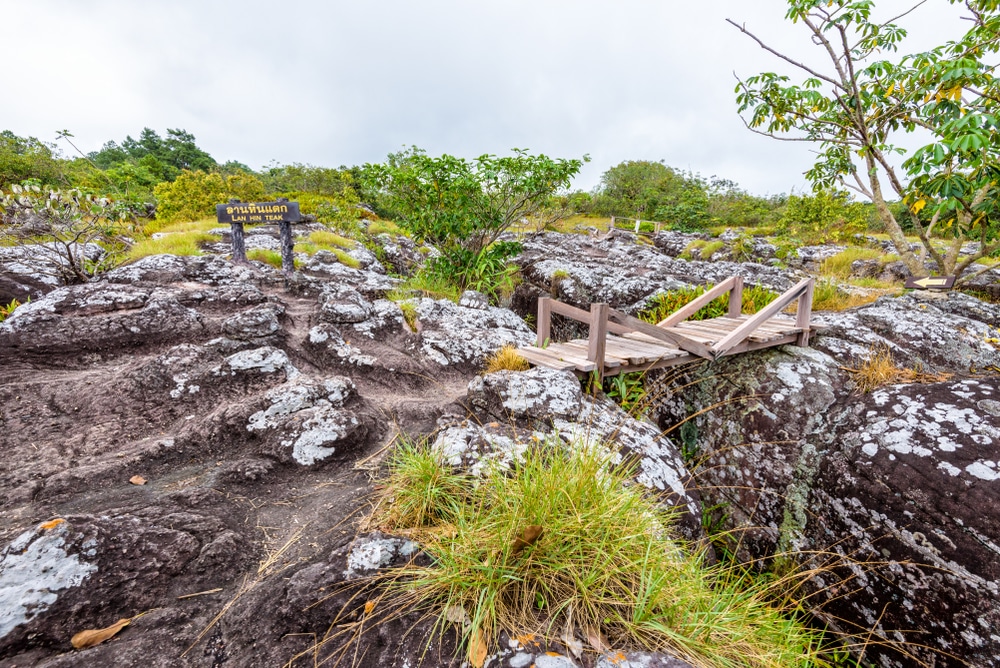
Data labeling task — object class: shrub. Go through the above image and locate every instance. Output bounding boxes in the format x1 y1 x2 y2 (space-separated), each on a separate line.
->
153 170 265 224
0 184 135 282
361 147 583 298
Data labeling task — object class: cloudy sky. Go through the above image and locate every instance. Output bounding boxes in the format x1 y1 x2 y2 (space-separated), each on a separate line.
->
3 0 964 195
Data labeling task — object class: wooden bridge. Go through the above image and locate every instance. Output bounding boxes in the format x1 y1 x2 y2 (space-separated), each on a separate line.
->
517 276 820 380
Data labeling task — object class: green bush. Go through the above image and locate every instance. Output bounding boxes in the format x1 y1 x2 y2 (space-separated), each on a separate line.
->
153 170 265 223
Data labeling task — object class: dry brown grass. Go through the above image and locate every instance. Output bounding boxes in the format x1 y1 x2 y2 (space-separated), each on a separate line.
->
484 345 530 373
841 344 952 393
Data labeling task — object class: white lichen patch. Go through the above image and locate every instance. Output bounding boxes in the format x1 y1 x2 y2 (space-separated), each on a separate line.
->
0 524 97 639
215 346 298 378
859 381 1000 481
343 535 418 579
288 413 360 466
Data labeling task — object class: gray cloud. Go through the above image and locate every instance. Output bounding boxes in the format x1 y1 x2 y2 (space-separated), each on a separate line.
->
3 0 961 194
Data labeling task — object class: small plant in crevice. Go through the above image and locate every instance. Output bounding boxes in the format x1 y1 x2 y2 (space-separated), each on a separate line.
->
398 300 418 332
603 371 649 417
0 298 23 322
483 344 530 374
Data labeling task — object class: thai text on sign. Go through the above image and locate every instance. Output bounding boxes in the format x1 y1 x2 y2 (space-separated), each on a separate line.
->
216 201 301 224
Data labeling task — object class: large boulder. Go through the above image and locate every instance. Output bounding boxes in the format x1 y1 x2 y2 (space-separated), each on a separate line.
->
651 292 1000 667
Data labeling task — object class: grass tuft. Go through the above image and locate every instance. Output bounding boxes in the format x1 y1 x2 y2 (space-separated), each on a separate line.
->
483 344 530 373
247 248 285 269
127 231 217 260
841 343 951 393
819 247 892 280
369 440 829 668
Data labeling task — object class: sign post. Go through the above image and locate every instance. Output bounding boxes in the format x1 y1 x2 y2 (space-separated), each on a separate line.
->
904 276 956 290
216 199 302 274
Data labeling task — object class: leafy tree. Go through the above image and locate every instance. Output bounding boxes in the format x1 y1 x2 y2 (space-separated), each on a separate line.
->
731 0 1000 282
153 170 265 223
90 128 216 181
361 147 585 293
261 162 357 197
594 160 710 228
0 131 64 187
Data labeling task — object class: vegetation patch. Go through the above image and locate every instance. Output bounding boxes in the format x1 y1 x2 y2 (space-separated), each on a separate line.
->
386 272 462 303
368 440 828 668
483 344 530 373
841 344 952 393
246 248 285 269
127 230 216 260
819 247 890 280
0 298 22 322
640 284 779 324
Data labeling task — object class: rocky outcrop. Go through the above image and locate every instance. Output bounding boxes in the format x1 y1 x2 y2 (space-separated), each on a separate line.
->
513 231 806 320
651 292 1000 667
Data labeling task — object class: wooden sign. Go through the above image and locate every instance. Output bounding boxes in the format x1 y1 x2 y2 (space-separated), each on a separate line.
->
905 276 955 290
216 201 301 224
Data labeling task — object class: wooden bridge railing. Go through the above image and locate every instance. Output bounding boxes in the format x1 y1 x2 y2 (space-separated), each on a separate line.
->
535 276 815 379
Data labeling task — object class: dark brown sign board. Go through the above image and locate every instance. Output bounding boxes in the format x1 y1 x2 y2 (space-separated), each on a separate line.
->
216 201 301 224
905 276 956 290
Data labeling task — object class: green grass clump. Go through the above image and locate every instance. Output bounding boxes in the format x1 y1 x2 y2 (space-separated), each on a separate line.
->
309 230 355 250
371 440 827 668
641 284 780 324
398 300 418 331
386 271 463 302
247 248 285 269
127 231 217 260
367 219 407 236
819 247 890 279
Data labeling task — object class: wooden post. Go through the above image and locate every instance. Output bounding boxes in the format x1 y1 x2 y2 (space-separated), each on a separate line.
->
537 297 552 347
795 279 815 346
228 199 248 264
279 221 294 275
634 219 641 233
727 276 744 318
587 303 610 384
276 197 295 276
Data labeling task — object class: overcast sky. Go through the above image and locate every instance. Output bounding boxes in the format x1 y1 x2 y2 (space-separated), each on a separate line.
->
2 1 965 196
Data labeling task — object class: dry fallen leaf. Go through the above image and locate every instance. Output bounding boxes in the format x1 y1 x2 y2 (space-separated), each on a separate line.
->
129 475 146 486
40 518 65 530
363 600 376 615
467 627 488 668
71 618 131 649
444 604 470 625
585 624 610 653
510 524 544 558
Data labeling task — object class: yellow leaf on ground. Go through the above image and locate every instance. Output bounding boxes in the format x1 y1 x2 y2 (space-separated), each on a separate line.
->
363 600 376 615
467 628 488 668
71 618 131 649
40 519 65 530
129 476 147 485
